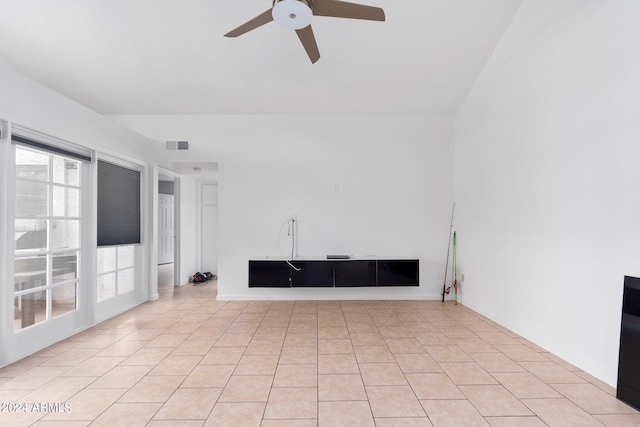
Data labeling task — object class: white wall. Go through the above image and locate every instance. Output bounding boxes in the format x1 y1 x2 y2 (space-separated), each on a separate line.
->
0 54 150 160
178 175 198 285
113 115 455 300
455 0 640 386
201 184 219 276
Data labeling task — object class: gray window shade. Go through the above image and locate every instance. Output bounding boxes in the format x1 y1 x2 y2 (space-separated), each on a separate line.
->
12 134 92 162
97 160 141 246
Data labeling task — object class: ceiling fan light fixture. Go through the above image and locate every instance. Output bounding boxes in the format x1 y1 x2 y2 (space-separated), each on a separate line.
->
272 0 313 30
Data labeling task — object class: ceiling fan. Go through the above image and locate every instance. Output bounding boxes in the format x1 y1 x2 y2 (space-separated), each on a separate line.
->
224 0 385 64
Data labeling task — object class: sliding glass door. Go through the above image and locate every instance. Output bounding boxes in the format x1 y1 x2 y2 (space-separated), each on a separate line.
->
13 144 83 331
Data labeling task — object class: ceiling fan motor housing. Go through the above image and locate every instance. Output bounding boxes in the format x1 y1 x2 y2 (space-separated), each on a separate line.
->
272 0 314 30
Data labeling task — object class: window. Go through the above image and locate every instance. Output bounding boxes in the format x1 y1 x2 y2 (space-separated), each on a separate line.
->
13 144 82 330
96 246 136 302
95 156 141 303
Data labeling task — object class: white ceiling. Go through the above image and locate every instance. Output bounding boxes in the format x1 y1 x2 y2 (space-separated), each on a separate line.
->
0 0 523 115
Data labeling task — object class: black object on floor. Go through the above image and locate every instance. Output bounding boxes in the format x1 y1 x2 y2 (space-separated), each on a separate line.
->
617 275 640 411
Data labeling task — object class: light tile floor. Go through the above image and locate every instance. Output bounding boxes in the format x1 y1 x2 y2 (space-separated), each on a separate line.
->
1 282 639 426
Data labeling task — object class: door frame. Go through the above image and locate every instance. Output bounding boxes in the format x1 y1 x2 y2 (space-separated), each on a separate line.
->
0 120 11 367
1 122 94 365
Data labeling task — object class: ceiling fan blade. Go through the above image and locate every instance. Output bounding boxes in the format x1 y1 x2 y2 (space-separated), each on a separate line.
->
224 9 274 37
313 0 385 21
295 25 320 64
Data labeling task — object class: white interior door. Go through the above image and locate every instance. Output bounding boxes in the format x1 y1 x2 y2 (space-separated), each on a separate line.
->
158 193 174 265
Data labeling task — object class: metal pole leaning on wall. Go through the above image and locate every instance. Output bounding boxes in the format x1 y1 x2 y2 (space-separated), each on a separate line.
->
442 203 455 303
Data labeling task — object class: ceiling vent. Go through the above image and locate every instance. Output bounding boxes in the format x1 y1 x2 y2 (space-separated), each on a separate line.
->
165 140 189 150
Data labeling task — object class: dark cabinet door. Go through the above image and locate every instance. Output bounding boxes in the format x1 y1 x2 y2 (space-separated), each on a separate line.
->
334 260 377 287
249 261 291 288
377 260 419 286
292 261 334 287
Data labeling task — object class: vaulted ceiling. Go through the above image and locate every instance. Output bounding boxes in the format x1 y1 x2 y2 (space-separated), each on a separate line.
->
0 0 523 115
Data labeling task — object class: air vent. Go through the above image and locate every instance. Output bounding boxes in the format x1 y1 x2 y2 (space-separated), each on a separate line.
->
165 140 189 150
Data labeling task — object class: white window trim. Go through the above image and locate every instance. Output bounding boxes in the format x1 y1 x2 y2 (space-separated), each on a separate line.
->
12 144 84 332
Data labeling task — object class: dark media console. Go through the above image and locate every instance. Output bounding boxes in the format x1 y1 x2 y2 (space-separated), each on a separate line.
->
249 258 419 288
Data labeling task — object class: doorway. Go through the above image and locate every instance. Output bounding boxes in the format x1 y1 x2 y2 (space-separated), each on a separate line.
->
158 173 176 292
155 162 218 294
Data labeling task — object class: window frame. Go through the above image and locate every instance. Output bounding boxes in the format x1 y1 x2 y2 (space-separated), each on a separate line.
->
12 136 88 332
